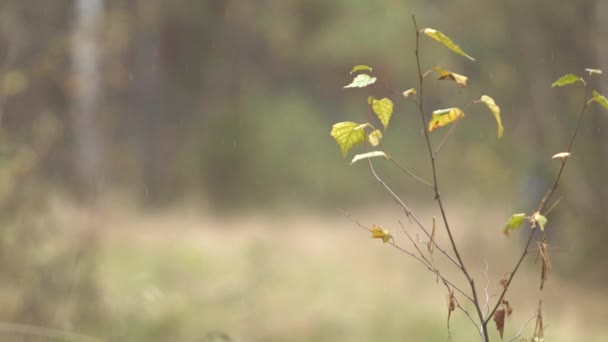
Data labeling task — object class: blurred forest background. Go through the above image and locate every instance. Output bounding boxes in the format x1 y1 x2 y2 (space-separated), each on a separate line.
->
0 0 607 341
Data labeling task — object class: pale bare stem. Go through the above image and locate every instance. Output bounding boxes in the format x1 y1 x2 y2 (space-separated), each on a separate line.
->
543 196 563 216
389 158 434 188
412 15 487 341
485 83 592 329
367 158 461 268
483 258 490 319
506 312 538 342
433 122 458 157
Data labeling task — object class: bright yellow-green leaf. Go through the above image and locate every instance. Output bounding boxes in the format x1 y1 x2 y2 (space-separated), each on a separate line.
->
402 88 416 98
433 67 468 86
592 91 608 110
330 122 367 157
551 74 581 87
480 95 504 138
368 97 394 130
350 65 373 74
370 225 393 243
533 213 548 231
503 213 527 237
585 68 602 75
422 28 475 61
345 74 377 88
350 151 387 165
428 108 464 132
367 129 383 146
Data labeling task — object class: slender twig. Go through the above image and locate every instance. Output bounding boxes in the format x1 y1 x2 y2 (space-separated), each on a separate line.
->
398 220 432 268
452 295 482 338
506 312 538 342
536 84 590 214
412 15 487 341
339 210 473 302
366 157 461 268
389 158 434 188
433 122 458 157
484 82 592 328
484 228 535 327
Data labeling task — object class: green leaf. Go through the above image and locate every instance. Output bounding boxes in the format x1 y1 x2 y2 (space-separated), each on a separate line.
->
422 28 475 61
350 151 387 165
367 129 383 146
480 95 504 138
503 213 527 237
368 97 394 130
585 68 602 75
428 108 465 132
350 65 373 74
534 213 548 231
344 74 377 88
551 74 581 87
592 91 608 110
330 122 367 157
433 67 468 86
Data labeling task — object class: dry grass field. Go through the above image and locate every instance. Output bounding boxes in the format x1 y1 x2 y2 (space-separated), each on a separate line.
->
39 197 602 342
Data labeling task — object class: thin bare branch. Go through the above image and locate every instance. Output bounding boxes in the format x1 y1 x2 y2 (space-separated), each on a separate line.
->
339 209 474 302
433 122 458 157
389 158 434 188
506 312 538 342
366 157 461 268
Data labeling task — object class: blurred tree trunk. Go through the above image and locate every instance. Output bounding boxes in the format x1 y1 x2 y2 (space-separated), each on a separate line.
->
70 0 105 199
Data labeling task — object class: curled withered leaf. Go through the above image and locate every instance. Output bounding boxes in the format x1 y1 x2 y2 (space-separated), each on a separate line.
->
551 152 570 160
499 274 509 289
447 289 456 328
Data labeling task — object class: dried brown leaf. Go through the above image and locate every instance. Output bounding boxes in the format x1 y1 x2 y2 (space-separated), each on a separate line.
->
493 309 506 338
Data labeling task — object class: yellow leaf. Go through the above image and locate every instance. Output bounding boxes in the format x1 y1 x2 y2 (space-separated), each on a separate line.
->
402 88 416 98
330 122 367 157
480 95 504 138
422 28 475 61
428 108 464 132
370 225 393 243
368 97 394 130
367 129 383 146
433 67 468 86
